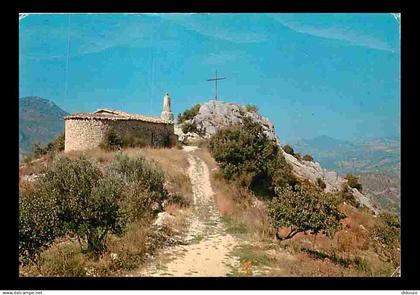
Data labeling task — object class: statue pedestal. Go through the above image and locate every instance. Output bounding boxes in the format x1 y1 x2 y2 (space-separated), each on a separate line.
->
161 111 174 122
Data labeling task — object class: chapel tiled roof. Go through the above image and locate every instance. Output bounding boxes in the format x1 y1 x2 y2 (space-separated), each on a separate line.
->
64 109 170 124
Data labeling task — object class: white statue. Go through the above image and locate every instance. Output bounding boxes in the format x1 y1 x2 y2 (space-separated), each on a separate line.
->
161 92 174 121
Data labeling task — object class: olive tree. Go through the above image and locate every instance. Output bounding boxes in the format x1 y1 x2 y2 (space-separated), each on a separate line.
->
19 188 63 264
267 184 346 241
38 156 126 256
208 116 296 195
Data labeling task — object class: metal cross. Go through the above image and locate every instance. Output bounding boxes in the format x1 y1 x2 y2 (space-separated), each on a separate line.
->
207 70 226 100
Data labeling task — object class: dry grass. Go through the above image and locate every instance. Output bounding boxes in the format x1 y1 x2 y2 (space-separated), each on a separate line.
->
193 148 236 215
56 146 192 200
193 147 396 277
19 154 55 178
136 147 192 199
20 219 152 277
19 145 194 277
194 148 272 241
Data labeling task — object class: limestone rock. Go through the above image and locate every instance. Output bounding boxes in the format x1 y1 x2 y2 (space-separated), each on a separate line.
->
351 187 379 215
153 212 176 229
282 152 346 193
283 150 377 213
175 100 279 144
175 99 378 214
175 125 203 145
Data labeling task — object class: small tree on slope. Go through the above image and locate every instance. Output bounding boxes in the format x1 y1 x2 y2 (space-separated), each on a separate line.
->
267 184 346 241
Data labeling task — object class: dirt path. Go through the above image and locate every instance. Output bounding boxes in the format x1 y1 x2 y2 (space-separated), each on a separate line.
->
136 146 240 277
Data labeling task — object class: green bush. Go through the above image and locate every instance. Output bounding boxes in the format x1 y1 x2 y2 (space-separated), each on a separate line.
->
19 153 174 264
374 212 400 245
380 212 400 229
121 135 146 148
37 156 126 256
39 242 88 277
373 212 400 266
181 121 199 134
100 129 123 151
303 154 314 162
282 144 294 155
31 133 65 159
345 173 363 192
177 104 201 123
32 143 47 158
317 177 327 189
165 192 191 208
294 152 302 161
245 104 258 113
108 154 169 221
51 133 65 152
267 184 345 241
19 188 63 264
337 183 359 207
208 117 296 197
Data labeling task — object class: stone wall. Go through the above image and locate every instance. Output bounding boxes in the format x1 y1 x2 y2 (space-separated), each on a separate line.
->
65 118 175 152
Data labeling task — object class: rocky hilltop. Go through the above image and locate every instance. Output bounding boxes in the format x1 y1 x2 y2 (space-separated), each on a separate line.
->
175 100 378 214
175 100 279 145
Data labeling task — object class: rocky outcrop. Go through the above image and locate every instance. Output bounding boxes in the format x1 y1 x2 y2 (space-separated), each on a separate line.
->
283 151 377 213
153 212 177 229
175 100 279 145
175 99 377 214
282 152 346 193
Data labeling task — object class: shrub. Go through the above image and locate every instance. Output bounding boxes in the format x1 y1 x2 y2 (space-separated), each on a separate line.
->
337 183 359 207
177 104 201 123
19 188 63 264
121 135 146 148
51 133 65 152
245 104 258 113
294 152 302 161
303 154 314 162
100 129 123 151
282 144 294 155
38 242 88 277
380 212 400 229
165 192 191 208
317 177 326 189
108 154 169 221
32 143 47 157
266 152 297 189
373 212 400 266
267 184 346 241
375 213 400 245
181 121 199 134
345 173 363 192
37 156 126 256
208 117 295 196
31 133 65 159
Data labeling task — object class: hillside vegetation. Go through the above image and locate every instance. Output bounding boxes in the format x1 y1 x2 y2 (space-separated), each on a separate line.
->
196 105 400 276
19 101 400 277
19 145 192 276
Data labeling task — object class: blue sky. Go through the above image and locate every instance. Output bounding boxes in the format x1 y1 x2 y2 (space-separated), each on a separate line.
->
19 13 400 143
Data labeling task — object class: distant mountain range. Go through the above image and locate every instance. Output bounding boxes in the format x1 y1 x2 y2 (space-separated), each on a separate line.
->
19 96 68 159
290 135 400 214
290 135 400 176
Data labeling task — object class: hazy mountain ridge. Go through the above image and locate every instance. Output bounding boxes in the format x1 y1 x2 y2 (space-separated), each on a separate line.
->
358 172 400 214
291 135 400 214
19 96 69 158
291 135 400 176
